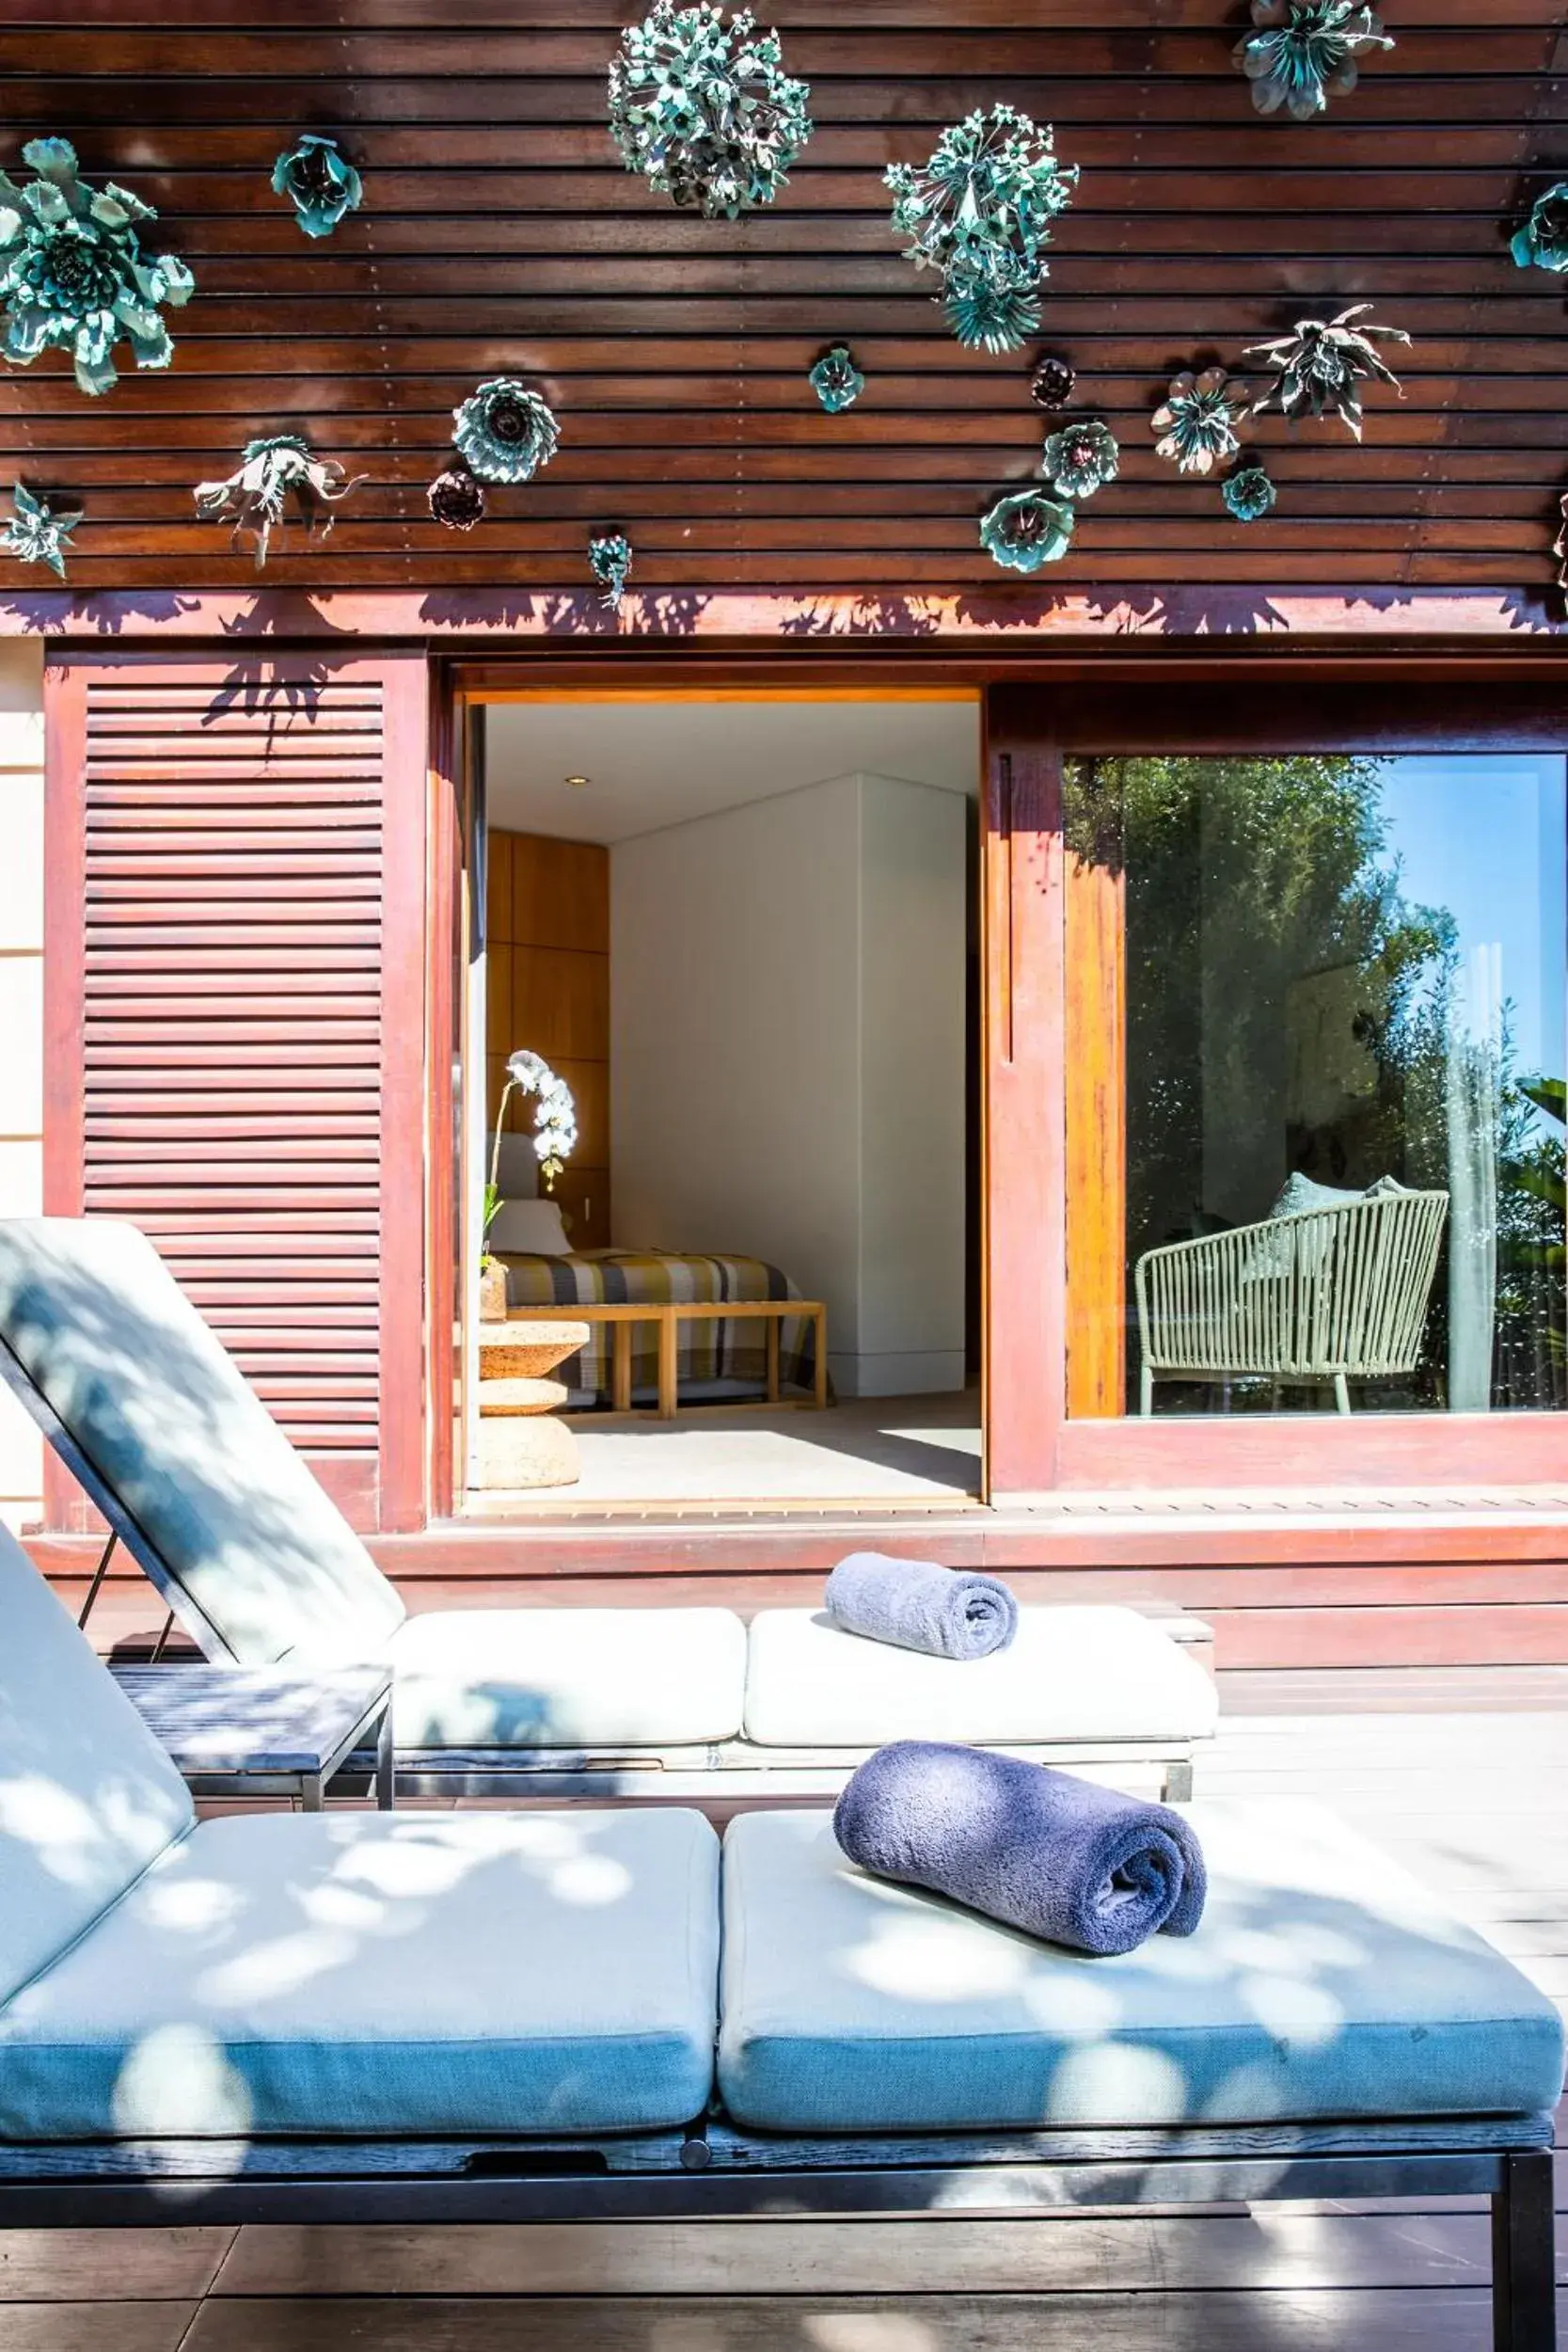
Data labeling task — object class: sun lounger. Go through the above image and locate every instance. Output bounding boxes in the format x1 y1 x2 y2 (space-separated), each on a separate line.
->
0 1216 1217 1799
0 1522 1557 2352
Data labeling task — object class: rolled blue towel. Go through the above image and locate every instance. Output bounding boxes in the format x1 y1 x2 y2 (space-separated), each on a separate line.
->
824 1552 1018 1660
833 1741 1206 1957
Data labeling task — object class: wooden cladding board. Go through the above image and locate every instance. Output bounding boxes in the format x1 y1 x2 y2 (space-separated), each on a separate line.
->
0 3 1562 595
486 829 610 1249
45 652 429 1532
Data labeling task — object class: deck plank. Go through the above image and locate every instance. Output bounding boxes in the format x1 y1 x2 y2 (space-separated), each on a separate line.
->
0 2306 198 2352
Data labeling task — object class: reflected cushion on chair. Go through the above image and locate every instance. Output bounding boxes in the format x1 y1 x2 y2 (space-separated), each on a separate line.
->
387 1607 749 1748
717 1802 1564 2133
0 1525 194 2010
742 1607 1219 1748
0 1807 721 2138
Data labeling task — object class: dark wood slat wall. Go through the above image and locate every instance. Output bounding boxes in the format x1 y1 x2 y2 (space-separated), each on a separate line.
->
0 2 1561 596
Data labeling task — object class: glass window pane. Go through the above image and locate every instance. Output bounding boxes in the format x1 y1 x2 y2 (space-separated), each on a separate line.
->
1064 753 1567 1417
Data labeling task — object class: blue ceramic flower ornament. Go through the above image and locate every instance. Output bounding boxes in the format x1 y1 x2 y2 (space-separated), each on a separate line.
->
1222 464 1277 522
1041 419 1118 501
1512 183 1568 275
978 488 1073 573
809 344 863 413
589 531 633 608
608 3 811 218
271 135 363 239
885 105 1079 354
1 481 82 575
0 138 192 397
452 379 561 483
1233 1 1393 121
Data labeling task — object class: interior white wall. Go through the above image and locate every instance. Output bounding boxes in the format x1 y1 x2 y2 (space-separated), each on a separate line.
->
0 640 45 1531
611 771 966 1396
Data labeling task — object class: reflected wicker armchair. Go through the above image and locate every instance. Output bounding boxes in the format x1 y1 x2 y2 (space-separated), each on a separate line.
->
1134 1188 1449 1415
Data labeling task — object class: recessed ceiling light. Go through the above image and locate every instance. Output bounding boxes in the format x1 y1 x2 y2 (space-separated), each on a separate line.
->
564 773 590 788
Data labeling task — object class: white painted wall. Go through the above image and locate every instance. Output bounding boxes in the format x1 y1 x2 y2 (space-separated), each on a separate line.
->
0 640 45 1531
611 771 966 1396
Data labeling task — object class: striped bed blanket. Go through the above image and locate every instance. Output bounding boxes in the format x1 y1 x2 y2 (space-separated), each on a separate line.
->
498 1249 816 1405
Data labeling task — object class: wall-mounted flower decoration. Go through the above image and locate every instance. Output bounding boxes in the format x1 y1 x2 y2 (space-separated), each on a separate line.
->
809 344 863 413
1042 419 1118 501
193 433 362 569
452 378 560 483
427 462 486 531
1030 355 1076 411
271 135 363 239
978 487 1073 573
1 481 81 575
885 105 1079 354
1246 304 1408 438
1222 463 1277 522
1512 182 1568 275
608 3 811 218
1555 494 1568 594
1151 367 1248 474
589 530 633 608
1232 1 1393 121
0 138 192 397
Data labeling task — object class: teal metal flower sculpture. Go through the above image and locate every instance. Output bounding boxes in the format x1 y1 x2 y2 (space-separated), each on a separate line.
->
452 379 561 483
1041 419 1118 501
885 105 1079 355
608 3 811 218
978 488 1073 573
1 481 81 575
1246 304 1408 438
809 344 863 413
1222 463 1277 522
193 433 362 569
1555 494 1568 594
1232 1 1393 121
271 135 363 239
1512 183 1568 275
0 138 192 398
1151 367 1248 475
589 531 633 608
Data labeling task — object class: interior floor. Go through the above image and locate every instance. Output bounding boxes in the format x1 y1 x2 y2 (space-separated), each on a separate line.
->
467 1391 983 1513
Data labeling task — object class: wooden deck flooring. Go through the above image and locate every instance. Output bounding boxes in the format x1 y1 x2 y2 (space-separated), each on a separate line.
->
6 1672 1568 2352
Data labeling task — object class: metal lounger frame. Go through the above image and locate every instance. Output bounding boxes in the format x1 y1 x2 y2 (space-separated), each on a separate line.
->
0 2116 1553 2350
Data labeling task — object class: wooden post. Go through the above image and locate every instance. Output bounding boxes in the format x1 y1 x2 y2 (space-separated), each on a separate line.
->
657 1309 679 1420
612 1320 633 1414
1064 845 1127 1419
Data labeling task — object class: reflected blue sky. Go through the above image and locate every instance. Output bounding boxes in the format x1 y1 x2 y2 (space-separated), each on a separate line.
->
1374 755 1567 1081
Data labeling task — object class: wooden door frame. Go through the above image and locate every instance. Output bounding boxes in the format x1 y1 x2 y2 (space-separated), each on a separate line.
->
983 676 1568 1501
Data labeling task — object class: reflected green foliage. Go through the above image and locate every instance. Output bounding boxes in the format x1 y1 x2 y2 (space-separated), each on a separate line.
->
608 3 811 218
271 135 362 239
0 138 192 397
1 481 81 575
1232 1 1393 122
885 106 1079 355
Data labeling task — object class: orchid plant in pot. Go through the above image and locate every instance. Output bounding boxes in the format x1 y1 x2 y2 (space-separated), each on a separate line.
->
482 1050 578 1308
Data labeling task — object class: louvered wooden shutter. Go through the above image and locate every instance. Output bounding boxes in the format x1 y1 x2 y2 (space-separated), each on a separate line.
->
42 651 428 1534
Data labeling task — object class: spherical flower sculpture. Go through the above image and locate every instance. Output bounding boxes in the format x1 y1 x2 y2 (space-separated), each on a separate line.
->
271 135 363 239
1030 355 1076 411
978 487 1073 574
1222 463 1277 523
452 379 561 483
1512 183 1568 276
608 3 811 218
885 104 1079 355
427 463 487 531
1232 1 1393 121
808 344 864 413
1 481 82 576
0 138 193 397
1151 367 1249 475
1041 419 1118 501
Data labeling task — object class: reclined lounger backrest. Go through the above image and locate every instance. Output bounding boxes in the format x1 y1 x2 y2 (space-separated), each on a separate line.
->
0 1522 194 2006
0 1217 405 1666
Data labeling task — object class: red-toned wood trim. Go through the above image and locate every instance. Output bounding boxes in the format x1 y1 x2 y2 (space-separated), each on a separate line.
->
1064 848 1126 1419
5 589 1566 646
423 668 460 1523
981 688 1065 1502
373 654 430 1534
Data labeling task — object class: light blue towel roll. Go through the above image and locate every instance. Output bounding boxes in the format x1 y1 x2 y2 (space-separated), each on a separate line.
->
824 1552 1019 1661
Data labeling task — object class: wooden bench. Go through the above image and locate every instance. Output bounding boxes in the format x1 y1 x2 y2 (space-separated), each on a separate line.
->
507 1297 830 1419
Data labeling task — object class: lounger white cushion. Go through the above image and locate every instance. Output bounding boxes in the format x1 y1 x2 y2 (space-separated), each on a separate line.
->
0 1526 193 2008
0 1806 721 2139
743 1607 1219 1747
387 1607 749 1748
718 1804 1565 2133
0 1218 404 1666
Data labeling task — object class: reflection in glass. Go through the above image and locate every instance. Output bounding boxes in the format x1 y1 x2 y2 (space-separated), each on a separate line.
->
1064 754 1567 1416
